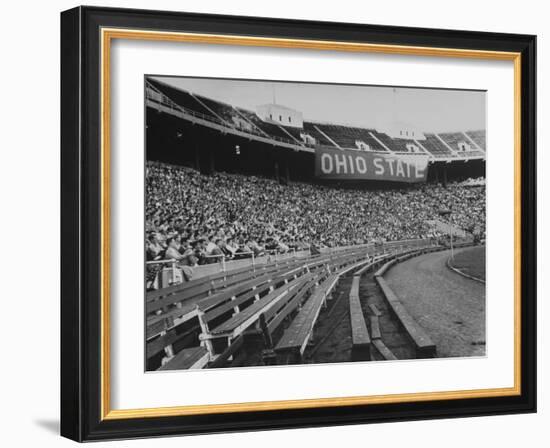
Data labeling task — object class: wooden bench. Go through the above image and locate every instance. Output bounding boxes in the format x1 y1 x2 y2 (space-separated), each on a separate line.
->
198 274 315 362
147 244 431 370
194 247 362 320
369 303 382 317
146 319 200 368
208 274 311 339
372 339 398 360
146 262 314 368
355 259 376 276
148 251 364 369
146 264 306 340
146 266 304 368
374 258 397 277
349 275 371 361
147 257 303 317
265 274 322 335
158 346 209 371
369 315 381 340
206 274 323 369
199 268 313 353
275 275 336 363
375 276 436 358
275 256 371 363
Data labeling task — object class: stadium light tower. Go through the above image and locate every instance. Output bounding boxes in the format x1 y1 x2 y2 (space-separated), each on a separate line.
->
438 208 454 260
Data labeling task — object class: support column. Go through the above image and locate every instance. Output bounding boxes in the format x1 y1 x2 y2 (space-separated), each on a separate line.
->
284 163 290 184
194 144 200 171
274 160 280 183
209 150 216 175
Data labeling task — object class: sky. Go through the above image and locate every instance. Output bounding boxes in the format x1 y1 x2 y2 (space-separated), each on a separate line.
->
151 76 486 133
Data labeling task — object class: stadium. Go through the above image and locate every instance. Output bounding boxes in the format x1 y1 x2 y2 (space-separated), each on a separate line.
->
144 77 486 371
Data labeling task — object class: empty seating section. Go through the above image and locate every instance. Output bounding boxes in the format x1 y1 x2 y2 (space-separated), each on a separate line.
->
158 346 209 371
147 81 486 160
421 133 456 158
146 240 442 370
194 94 239 125
209 273 309 338
202 251 363 359
314 124 356 148
278 125 304 143
274 275 335 360
372 246 442 358
207 273 322 369
340 127 389 151
351 129 389 152
375 276 436 358
371 131 419 153
147 81 485 160
147 79 217 119
349 275 371 361
439 132 485 157
149 249 373 369
199 264 308 324
315 124 388 151
235 108 296 142
147 261 309 370
265 274 320 334
466 130 486 151
146 258 304 339
302 122 337 147
274 253 372 361
438 132 468 152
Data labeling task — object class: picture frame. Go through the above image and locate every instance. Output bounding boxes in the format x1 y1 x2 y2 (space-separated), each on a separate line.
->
60 6 536 441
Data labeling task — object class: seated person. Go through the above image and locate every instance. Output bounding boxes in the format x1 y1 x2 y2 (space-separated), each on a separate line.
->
164 237 193 281
146 233 164 261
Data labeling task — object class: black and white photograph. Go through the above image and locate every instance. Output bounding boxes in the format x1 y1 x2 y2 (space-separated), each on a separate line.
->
145 76 487 371
52 4 538 442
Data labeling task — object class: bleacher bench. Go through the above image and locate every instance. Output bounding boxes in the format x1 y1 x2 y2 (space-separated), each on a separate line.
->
349 275 371 361
376 276 436 358
159 346 209 371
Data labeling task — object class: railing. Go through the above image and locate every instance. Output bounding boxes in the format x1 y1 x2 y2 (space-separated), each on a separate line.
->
145 247 304 287
146 258 179 286
146 82 305 149
146 238 436 288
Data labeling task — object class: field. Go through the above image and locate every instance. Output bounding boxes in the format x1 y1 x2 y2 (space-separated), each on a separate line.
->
386 248 486 357
450 246 486 281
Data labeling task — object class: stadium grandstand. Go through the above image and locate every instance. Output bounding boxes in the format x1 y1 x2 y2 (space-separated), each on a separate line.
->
145 77 486 371
146 78 485 182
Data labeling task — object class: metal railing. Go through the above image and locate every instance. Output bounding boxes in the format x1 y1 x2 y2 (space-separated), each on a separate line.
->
145 247 303 286
145 82 305 148
146 258 179 285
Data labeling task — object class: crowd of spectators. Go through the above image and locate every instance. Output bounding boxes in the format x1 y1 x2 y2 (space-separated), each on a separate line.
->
145 161 486 273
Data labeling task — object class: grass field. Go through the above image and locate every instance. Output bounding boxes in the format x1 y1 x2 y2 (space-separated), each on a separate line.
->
450 246 486 281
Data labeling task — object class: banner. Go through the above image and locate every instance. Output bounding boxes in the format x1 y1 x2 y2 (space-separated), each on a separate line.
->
314 147 429 183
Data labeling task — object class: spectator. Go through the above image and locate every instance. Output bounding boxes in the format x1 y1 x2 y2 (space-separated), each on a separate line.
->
146 233 164 261
165 237 182 261
145 161 485 261
164 237 194 281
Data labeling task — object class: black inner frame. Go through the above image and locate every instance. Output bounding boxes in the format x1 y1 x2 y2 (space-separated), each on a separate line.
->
60 6 536 441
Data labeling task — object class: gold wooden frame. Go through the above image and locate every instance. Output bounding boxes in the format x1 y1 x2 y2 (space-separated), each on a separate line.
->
99 27 522 421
